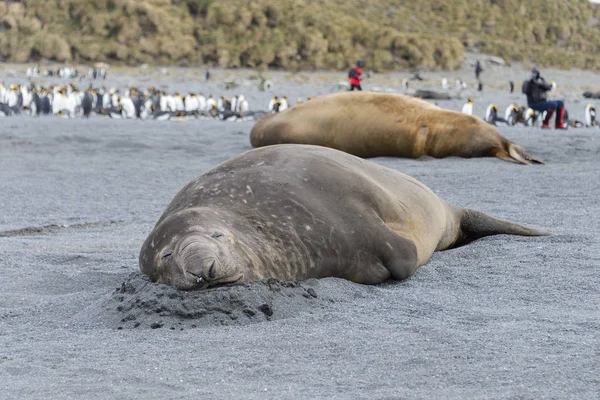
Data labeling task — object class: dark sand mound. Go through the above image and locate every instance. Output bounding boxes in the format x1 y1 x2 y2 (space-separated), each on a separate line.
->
76 273 342 329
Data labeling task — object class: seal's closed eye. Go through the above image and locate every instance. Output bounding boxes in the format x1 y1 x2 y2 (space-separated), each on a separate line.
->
161 251 173 260
211 232 224 239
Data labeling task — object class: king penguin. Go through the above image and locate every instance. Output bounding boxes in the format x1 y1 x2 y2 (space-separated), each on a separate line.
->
461 97 473 115
585 104 597 127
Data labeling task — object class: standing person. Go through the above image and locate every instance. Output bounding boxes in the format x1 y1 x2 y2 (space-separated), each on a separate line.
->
475 60 483 80
348 59 364 91
522 67 567 129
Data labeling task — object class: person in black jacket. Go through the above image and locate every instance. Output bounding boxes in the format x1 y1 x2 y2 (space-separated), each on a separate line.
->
522 67 567 129
475 60 483 79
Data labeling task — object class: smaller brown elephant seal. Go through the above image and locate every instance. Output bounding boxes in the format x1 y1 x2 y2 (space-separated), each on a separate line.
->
139 145 548 290
250 92 543 165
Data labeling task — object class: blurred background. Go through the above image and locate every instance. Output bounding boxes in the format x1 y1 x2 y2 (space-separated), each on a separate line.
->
2 0 600 71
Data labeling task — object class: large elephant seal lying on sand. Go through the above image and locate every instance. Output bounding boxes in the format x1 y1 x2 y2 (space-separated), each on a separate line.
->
140 145 548 290
250 92 543 165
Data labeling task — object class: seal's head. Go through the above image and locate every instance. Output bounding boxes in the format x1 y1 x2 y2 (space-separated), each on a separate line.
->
139 209 246 290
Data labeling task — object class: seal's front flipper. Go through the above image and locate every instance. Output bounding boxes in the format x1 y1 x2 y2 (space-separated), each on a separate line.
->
375 231 419 281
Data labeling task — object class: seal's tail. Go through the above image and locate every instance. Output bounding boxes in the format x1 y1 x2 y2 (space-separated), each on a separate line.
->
456 209 550 247
495 142 544 165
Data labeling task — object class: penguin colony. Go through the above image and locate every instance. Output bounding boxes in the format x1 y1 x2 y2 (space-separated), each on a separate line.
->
3 65 597 128
26 66 107 80
0 81 306 121
460 97 598 128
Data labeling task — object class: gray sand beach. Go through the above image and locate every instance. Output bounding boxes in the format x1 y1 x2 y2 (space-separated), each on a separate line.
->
1 60 599 398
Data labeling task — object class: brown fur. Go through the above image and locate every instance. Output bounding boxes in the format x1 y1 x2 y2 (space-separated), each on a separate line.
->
250 92 543 165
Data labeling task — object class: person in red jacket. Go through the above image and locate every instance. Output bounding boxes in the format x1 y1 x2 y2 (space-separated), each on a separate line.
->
348 59 364 91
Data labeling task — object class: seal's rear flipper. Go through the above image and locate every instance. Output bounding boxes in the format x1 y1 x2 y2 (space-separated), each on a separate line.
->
455 209 550 247
496 143 544 165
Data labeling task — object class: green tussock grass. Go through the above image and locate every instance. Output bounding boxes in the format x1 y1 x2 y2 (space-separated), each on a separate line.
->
1 0 600 70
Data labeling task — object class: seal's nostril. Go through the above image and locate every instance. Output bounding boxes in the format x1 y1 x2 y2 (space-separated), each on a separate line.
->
208 260 216 279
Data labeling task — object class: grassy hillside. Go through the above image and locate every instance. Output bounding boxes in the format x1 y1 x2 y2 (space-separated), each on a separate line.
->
1 0 600 71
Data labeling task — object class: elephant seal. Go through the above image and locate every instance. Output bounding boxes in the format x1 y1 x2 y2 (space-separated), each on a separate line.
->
250 92 543 165
139 145 548 290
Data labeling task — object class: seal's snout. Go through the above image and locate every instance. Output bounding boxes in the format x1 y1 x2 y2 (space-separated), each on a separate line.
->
207 260 216 279
177 240 213 272
187 260 216 284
